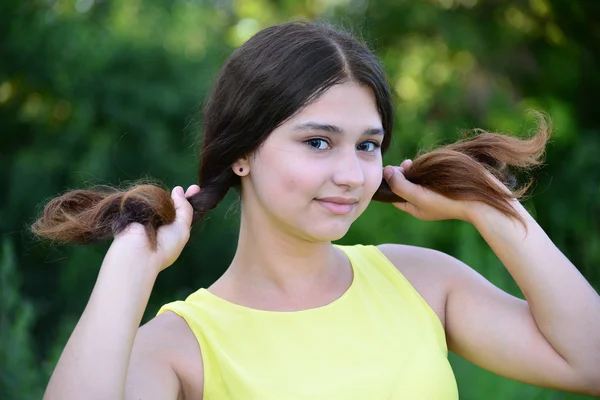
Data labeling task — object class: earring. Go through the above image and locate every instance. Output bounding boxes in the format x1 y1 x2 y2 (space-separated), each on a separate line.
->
239 168 244 172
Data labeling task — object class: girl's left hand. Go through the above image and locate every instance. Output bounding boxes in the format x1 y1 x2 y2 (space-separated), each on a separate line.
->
383 159 479 223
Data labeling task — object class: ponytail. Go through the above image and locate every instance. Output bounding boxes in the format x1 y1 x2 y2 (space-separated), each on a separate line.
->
373 112 550 225
30 176 231 251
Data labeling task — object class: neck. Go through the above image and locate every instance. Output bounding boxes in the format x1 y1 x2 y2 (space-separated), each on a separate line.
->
224 208 346 300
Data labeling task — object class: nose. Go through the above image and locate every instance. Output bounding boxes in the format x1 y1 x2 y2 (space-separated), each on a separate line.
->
331 148 365 190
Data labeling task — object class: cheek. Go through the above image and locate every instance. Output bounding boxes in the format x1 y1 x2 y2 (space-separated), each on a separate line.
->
255 150 321 203
281 164 323 195
364 160 383 195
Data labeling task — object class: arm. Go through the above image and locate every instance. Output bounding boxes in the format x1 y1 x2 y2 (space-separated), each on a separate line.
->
43 185 198 400
382 164 600 395
446 201 600 393
126 312 203 400
43 237 181 400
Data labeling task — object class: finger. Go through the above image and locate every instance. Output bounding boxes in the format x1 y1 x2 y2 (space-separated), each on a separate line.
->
401 159 413 170
185 184 201 197
384 166 421 204
183 185 202 226
392 201 420 218
171 186 194 229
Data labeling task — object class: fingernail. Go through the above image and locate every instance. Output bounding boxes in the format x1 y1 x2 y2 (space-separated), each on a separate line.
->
176 186 184 196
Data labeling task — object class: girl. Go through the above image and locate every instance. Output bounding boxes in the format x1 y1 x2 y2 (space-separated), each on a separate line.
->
33 21 600 399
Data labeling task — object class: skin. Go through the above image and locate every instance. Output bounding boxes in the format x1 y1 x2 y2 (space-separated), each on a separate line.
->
210 82 385 310
43 82 600 400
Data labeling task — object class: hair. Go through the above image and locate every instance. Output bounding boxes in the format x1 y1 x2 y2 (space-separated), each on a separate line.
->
31 20 550 251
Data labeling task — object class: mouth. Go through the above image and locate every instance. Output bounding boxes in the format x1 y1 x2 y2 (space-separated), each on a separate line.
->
314 198 359 215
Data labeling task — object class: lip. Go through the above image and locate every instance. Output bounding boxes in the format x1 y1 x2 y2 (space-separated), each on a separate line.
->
315 197 359 215
316 197 359 204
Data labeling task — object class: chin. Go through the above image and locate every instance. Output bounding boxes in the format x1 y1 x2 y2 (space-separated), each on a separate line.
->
304 222 353 243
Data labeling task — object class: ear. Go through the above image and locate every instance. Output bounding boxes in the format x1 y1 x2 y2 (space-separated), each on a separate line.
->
232 157 250 177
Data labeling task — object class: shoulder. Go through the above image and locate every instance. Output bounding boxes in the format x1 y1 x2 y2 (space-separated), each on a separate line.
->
375 243 472 327
377 243 501 295
375 243 460 283
376 243 467 279
130 311 204 400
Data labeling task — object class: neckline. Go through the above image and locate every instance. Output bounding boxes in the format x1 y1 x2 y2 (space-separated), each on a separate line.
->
198 245 357 315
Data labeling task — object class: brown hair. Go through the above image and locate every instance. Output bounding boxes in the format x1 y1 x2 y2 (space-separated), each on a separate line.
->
30 21 550 250
373 113 549 222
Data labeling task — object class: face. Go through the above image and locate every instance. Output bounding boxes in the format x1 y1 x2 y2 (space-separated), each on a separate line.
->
238 81 384 242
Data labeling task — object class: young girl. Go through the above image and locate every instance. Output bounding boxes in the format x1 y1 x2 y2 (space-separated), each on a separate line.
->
33 21 600 399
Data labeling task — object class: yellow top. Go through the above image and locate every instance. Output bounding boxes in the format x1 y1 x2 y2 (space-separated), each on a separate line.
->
158 244 458 399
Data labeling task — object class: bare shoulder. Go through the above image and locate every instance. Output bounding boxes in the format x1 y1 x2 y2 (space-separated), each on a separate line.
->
376 243 467 279
376 243 465 327
127 311 204 400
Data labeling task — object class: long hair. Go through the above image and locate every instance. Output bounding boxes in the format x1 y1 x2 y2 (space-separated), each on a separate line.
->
31 21 549 250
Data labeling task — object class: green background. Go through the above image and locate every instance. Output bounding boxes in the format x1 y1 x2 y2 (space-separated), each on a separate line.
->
1 0 599 398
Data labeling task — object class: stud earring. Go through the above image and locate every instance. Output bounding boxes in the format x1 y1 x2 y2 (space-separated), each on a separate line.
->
239 168 244 172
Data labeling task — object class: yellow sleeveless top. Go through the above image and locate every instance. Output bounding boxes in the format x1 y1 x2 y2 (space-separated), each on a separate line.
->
158 244 458 399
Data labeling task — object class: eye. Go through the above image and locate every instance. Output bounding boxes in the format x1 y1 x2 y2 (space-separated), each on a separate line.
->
357 141 381 152
306 138 330 150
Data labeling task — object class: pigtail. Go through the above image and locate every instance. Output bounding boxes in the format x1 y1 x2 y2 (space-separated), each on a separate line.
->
30 176 231 250
373 112 551 225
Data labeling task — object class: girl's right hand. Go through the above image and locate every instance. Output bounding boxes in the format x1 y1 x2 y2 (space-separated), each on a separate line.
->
108 185 201 273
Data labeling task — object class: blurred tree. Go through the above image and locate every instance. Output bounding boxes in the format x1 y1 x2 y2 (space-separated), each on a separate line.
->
0 0 597 398
0 238 44 400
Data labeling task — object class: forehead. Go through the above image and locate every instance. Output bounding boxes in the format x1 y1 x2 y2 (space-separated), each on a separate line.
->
284 82 382 130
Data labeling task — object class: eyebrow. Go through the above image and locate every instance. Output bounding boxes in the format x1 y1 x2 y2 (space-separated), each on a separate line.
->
292 122 385 137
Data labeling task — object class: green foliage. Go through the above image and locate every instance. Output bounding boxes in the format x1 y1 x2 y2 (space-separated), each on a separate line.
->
0 238 44 400
1 0 598 398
